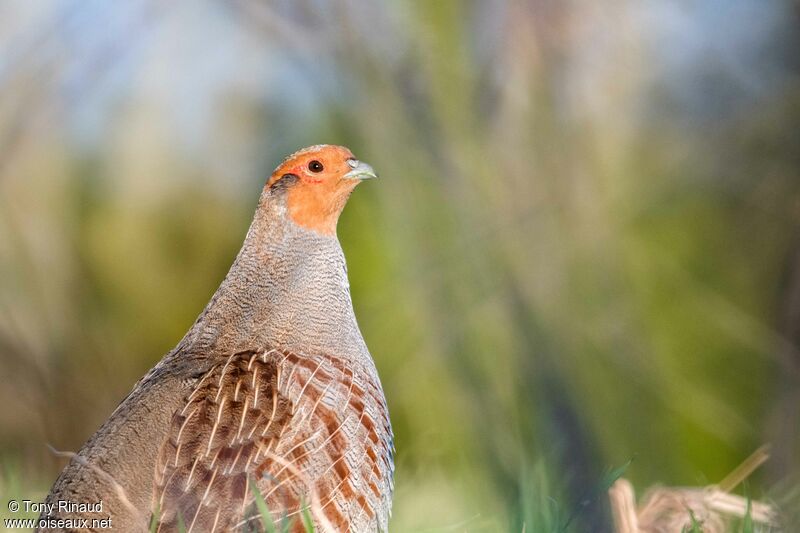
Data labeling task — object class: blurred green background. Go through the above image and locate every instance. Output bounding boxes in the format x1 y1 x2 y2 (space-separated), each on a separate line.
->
1 1 800 531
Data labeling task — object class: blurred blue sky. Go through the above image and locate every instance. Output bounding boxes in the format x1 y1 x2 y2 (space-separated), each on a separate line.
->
3 0 795 160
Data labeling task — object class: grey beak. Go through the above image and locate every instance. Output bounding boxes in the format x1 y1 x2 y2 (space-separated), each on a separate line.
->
343 160 378 180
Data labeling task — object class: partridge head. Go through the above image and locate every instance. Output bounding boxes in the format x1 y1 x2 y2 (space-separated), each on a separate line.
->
267 144 377 235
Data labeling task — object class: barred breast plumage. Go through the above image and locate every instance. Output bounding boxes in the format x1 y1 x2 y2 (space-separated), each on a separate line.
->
154 349 393 532
41 145 394 532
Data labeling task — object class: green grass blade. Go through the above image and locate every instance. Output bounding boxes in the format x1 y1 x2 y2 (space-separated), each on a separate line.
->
600 459 635 493
561 457 633 531
280 513 293 533
741 496 753 533
149 503 160 533
681 509 704 533
300 498 316 533
250 478 278 533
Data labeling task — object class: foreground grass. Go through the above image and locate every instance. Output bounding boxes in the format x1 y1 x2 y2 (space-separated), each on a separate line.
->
0 461 47 526
3 459 793 533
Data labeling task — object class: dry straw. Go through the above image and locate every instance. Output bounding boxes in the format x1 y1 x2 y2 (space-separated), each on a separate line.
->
609 446 777 533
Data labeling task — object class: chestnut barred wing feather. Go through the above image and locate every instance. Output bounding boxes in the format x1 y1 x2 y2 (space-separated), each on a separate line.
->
152 349 293 532
265 351 394 532
152 348 394 532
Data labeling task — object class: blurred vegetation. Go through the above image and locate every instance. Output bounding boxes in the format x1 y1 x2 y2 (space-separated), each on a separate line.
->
1 1 799 531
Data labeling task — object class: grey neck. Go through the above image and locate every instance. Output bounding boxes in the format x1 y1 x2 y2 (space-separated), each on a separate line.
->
176 188 368 363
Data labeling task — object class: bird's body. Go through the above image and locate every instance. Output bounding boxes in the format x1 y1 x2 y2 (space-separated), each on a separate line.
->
40 146 393 532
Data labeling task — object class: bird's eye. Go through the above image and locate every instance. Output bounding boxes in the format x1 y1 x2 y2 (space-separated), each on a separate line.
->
308 160 324 173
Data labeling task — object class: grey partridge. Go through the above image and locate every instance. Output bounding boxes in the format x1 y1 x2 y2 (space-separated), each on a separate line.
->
40 145 394 532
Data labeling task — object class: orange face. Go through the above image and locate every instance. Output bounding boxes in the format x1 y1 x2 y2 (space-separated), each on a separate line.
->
267 145 377 236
